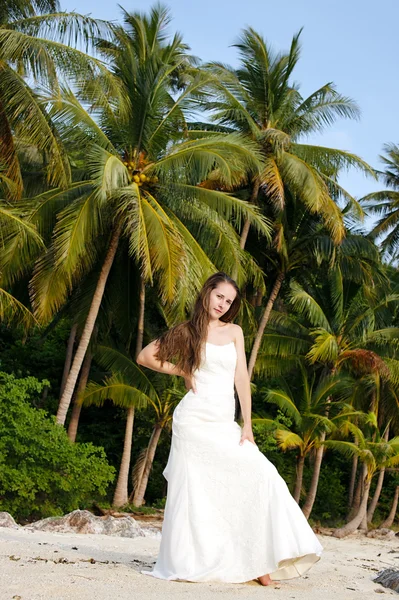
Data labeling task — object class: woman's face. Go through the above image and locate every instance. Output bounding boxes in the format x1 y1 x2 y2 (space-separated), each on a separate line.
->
208 282 237 320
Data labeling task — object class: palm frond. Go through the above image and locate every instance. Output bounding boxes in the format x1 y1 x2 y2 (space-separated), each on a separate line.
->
83 375 150 409
288 280 331 330
292 144 375 179
153 133 263 189
160 182 272 240
275 429 305 451
0 201 44 284
95 344 158 402
0 64 71 188
0 287 37 327
265 388 302 425
307 329 339 364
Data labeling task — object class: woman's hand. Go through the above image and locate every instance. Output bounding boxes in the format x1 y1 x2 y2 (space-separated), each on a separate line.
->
239 424 256 446
183 373 197 394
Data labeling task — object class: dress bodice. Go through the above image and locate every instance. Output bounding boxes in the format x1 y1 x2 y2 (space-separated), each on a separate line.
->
193 342 237 395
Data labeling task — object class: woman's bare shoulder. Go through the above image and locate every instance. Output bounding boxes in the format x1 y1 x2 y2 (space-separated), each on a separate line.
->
228 323 244 341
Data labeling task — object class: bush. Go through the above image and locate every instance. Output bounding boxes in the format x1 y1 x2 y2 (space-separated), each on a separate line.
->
253 410 297 490
306 461 347 524
0 372 115 521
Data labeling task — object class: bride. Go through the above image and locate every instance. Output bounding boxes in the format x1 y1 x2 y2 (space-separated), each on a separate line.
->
137 272 322 585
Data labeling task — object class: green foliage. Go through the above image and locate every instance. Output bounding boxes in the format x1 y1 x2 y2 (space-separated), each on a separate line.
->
363 143 399 259
1 1 399 527
372 472 399 525
0 320 73 415
253 410 296 488
0 372 115 521
128 405 172 503
307 465 347 524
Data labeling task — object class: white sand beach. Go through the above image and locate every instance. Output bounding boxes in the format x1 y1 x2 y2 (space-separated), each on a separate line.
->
1 524 398 600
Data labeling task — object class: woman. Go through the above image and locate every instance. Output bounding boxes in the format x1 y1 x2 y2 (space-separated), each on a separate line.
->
137 272 322 585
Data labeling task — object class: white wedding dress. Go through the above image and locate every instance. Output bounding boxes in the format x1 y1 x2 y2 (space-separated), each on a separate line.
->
142 342 323 583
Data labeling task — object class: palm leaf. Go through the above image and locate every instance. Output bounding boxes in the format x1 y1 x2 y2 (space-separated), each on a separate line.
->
95 344 158 402
83 375 150 409
288 280 331 330
265 388 302 425
275 429 305 451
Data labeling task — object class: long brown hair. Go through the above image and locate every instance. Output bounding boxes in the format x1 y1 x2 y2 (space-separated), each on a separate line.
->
155 272 241 375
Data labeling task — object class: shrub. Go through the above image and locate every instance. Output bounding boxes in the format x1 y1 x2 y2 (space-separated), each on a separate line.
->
253 410 297 489
0 372 115 521
306 462 347 524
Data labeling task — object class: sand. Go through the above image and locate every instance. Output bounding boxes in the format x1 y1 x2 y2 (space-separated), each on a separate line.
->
1 525 398 600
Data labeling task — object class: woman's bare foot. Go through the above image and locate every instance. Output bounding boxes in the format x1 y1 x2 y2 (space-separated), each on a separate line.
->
258 574 273 586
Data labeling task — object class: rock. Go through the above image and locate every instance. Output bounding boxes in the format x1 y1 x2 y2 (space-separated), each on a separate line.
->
367 528 396 540
374 569 399 592
315 527 334 536
0 512 20 529
25 509 144 538
141 527 162 540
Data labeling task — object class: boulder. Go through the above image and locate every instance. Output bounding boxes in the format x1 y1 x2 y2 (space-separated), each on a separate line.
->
374 569 399 592
367 528 396 540
0 512 19 529
25 509 144 538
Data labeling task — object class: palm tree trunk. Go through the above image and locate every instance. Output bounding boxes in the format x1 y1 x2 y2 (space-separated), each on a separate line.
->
247 271 285 379
113 276 146 506
380 486 399 528
366 468 385 523
66 396 82 444
240 219 251 250
59 322 78 398
132 424 163 507
67 350 92 442
112 406 135 507
239 179 260 250
359 509 368 531
334 464 371 538
349 470 363 518
348 454 358 508
302 435 326 519
135 276 145 357
293 454 305 503
301 380 334 520
367 426 390 523
56 224 122 425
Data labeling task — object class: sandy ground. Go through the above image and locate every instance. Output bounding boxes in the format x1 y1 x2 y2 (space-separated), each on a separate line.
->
1 525 398 600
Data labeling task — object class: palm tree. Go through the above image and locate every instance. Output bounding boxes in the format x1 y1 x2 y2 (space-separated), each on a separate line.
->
203 28 375 377
257 266 399 518
82 346 156 507
130 378 183 507
324 417 399 538
367 419 390 523
246 211 383 380
67 349 92 442
255 364 357 504
82 345 184 507
0 0 118 198
362 143 399 259
380 485 399 528
29 5 269 426
0 0 125 331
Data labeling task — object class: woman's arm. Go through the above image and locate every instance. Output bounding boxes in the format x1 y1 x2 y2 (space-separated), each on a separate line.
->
136 340 197 392
137 340 183 375
233 325 256 445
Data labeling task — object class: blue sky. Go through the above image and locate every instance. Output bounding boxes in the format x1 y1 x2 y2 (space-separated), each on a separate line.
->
62 0 398 207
